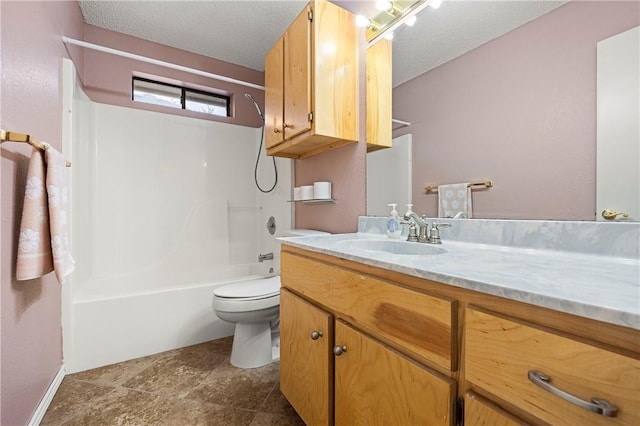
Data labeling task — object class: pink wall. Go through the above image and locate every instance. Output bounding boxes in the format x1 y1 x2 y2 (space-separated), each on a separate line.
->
80 25 266 128
295 142 367 233
393 1 640 220
0 1 84 425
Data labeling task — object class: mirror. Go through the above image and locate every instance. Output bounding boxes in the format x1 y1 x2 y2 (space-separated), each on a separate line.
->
365 0 639 221
367 134 412 216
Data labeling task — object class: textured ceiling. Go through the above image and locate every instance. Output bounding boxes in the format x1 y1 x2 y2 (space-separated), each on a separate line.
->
78 0 567 87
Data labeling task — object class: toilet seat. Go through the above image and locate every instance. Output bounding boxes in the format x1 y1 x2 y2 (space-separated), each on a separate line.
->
214 276 280 300
213 276 281 313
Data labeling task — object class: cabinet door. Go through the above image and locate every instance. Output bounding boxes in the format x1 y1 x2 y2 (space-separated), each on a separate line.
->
280 289 333 426
283 4 312 141
366 39 392 152
265 36 284 149
465 392 529 426
334 320 455 426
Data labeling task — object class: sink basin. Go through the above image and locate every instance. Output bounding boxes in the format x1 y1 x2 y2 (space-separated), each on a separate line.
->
335 239 447 256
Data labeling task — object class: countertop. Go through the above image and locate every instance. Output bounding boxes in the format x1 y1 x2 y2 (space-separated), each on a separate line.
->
280 232 640 330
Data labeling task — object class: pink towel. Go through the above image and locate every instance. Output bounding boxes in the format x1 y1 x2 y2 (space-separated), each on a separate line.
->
16 144 75 283
438 183 473 218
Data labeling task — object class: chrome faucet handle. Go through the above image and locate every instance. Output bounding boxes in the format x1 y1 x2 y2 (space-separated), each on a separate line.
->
428 222 451 244
418 220 430 243
406 221 419 242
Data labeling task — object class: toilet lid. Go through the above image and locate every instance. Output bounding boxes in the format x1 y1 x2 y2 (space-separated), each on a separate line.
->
213 276 281 299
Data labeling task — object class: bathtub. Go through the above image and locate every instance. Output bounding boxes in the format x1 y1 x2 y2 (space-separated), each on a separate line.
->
64 267 273 373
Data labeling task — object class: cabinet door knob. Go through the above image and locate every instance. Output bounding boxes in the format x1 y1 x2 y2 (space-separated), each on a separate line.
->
283 123 293 129
273 128 281 133
333 345 347 356
310 331 323 340
528 370 618 417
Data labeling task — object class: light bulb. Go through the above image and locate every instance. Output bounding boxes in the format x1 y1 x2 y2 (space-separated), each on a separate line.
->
384 31 394 41
404 15 417 27
430 0 443 9
355 14 372 29
376 1 393 13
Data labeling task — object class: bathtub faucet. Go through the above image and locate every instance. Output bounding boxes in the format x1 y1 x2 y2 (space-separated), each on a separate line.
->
258 252 274 262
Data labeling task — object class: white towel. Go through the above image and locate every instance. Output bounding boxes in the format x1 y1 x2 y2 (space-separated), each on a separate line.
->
438 183 472 218
16 144 75 283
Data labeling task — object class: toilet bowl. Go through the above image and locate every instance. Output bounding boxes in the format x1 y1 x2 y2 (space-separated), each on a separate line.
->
212 229 330 368
213 276 281 368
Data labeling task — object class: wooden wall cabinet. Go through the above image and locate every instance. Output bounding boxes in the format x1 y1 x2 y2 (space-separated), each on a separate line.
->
279 244 640 426
264 0 358 159
366 39 392 152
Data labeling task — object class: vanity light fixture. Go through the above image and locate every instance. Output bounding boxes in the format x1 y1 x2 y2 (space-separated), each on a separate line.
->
355 14 381 30
376 0 402 16
366 0 435 46
404 15 417 27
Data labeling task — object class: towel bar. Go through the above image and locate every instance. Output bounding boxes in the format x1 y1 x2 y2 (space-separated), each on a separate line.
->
424 181 492 193
1 129 71 167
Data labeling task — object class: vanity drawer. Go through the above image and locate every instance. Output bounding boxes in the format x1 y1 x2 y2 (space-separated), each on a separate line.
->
464 308 640 425
281 251 457 371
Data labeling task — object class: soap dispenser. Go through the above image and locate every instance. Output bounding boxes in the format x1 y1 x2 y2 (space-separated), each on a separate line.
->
386 204 402 239
405 204 414 217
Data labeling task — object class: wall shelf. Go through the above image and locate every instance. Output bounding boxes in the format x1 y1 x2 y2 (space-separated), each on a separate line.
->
288 198 336 204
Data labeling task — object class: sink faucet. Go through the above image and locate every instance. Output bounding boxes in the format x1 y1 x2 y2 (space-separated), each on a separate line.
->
403 212 429 243
404 213 452 244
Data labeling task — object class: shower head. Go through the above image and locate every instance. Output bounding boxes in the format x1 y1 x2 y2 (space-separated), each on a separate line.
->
245 93 264 121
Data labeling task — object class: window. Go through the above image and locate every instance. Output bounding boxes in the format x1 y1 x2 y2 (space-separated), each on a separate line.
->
132 77 230 117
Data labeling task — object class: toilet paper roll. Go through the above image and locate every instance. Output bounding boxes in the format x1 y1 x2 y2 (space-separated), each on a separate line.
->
300 185 314 200
313 182 331 200
293 187 303 201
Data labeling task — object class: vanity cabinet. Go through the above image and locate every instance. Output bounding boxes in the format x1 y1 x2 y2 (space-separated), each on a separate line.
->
280 250 457 425
280 243 640 426
464 308 640 426
264 0 358 159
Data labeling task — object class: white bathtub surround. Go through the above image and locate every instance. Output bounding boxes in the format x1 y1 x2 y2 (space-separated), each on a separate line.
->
62 60 292 372
280 217 640 330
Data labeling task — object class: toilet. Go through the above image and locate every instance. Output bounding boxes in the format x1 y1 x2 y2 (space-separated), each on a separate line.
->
212 229 329 368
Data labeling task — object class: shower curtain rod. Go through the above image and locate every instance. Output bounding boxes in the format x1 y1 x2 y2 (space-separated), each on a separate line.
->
62 36 265 91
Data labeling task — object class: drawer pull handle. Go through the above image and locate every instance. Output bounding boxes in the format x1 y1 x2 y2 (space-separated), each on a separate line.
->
333 345 347 356
528 370 618 417
310 331 323 340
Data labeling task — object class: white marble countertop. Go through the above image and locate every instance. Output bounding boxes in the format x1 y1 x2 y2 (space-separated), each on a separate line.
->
280 232 640 330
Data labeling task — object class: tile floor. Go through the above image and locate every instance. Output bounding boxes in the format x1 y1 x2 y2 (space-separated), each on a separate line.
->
41 337 305 425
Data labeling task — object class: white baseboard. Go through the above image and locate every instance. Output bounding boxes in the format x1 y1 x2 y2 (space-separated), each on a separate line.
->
29 365 66 426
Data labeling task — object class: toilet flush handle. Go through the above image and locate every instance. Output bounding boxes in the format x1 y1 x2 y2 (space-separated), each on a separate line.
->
310 330 323 340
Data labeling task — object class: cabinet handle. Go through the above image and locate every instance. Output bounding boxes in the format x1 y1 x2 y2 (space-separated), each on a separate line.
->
333 345 347 356
528 370 618 417
310 331 323 340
